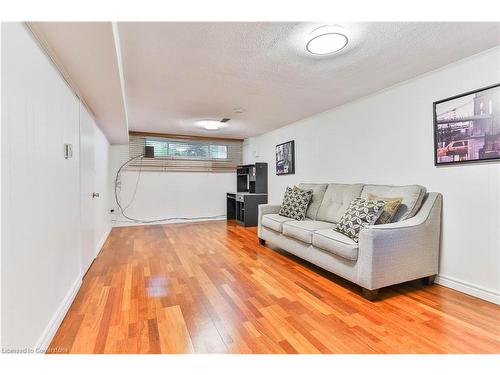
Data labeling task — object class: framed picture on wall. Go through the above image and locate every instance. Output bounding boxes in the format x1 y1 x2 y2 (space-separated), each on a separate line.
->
433 83 500 165
276 140 295 175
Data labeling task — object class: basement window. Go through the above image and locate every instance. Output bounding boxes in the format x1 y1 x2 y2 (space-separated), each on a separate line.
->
128 133 242 172
145 139 228 159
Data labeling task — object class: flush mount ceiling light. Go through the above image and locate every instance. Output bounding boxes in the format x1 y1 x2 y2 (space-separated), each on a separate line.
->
196 118 230 131
198 120 222 130
306 25 349 56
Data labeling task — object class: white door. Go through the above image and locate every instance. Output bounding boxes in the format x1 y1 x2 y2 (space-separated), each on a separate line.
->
80 104 96 275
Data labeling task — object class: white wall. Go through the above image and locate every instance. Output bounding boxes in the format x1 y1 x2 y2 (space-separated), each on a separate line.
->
1 23 112 350
0 19 4 345
244 47 500 304
1 23 82 349
79 102 111 273
110 145 236 225
92 118 111 252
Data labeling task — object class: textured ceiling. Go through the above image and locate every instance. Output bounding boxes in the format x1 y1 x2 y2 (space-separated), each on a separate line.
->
29 22 500 143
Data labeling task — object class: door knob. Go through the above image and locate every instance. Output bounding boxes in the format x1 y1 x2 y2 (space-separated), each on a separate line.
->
92 192 100 198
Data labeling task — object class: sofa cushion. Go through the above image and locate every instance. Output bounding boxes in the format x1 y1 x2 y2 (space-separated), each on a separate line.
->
361 184 426 221
262 214 296 233
278 186 313 220
337 197 386 242
282 220 336 244
316 183 364 223
367 193 403 224
297 183 328 220
312 229 359 261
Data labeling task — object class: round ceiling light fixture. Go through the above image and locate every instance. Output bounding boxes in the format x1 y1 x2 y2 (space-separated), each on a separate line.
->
306 26 348 56
196 119 228 131
197 120 223 130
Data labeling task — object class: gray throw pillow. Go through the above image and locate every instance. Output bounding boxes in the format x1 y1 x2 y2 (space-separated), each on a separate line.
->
278 186 313 221
337 197 386 242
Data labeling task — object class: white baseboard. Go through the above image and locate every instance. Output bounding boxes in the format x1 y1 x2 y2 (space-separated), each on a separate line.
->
111 216 226 227
95 226 112 257
435 274 500 305
35 227 112 351
35 274 82 351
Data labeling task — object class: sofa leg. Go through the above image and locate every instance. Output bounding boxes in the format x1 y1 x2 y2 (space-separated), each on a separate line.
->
258 238 266 246
422 275 436 285
361 288 379 301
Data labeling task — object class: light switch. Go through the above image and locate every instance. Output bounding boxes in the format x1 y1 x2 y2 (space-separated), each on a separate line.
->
64 144 73 159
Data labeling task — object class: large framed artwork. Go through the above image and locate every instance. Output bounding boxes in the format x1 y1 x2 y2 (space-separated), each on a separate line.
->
433 84 500 165
276 140 295 175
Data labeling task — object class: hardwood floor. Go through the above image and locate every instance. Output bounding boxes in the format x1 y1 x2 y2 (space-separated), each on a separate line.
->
49 221 500 354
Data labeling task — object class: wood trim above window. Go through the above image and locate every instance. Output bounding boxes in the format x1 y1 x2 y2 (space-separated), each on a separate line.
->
129 131 244 143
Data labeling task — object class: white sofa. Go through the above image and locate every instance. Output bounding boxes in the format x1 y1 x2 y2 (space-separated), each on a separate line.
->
257 183 442 300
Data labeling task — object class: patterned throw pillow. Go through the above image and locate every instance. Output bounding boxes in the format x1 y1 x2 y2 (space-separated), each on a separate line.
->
278 186 313 220
337 198 386 242
367 193 403 224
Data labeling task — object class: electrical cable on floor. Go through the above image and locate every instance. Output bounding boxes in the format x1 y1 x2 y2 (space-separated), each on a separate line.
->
114 154 226 224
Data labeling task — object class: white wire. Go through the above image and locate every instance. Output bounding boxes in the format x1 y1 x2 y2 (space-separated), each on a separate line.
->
114 154 227 224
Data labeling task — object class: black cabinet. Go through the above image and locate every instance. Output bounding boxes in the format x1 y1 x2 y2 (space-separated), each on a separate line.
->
228 163 268 227
227 193 268 227
236 163 267 193
226 193 237 220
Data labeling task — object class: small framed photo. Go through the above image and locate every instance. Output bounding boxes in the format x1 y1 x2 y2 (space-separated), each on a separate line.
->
433 84 500 165
276 140 295 175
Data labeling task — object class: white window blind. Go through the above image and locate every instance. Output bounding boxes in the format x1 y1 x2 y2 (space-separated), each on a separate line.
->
128 133 243 172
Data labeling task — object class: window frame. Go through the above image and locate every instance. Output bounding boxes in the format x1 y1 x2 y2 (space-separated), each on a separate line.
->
127 132 243 172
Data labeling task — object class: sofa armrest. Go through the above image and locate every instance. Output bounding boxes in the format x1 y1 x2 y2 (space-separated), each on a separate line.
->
258 204 281 238
357 193 442 290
